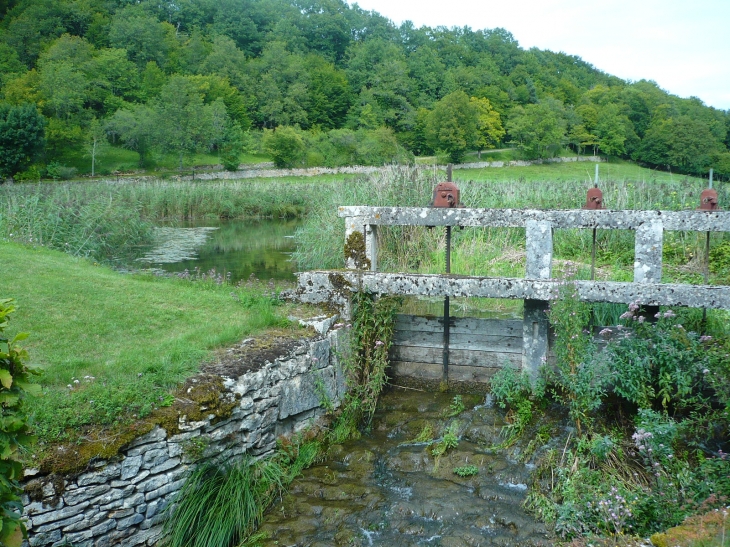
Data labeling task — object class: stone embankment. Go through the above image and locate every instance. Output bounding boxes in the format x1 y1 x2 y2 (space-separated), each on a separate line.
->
23 321 344 547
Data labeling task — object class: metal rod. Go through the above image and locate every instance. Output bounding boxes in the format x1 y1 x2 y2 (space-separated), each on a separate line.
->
595 164 599 186
443 225 452 384
591 227 597 280
704 168 713 330
443 296 450 384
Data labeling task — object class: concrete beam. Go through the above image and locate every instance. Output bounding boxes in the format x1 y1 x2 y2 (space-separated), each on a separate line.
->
295 271 730 310
337 207 730 232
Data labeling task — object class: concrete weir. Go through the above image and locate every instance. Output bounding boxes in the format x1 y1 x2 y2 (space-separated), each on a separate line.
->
298 205 730 383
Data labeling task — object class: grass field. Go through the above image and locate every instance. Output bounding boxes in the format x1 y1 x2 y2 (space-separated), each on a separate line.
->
1 242 308 451
50 144 272 178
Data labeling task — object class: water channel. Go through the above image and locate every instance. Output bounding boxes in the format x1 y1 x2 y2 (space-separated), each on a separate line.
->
257 389 557 547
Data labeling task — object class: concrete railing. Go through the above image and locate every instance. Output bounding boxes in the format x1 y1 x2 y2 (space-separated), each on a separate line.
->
296 206 730 381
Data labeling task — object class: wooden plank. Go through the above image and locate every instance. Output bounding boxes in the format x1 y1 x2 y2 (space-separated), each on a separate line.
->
391 346 521 368
393 331 522 353
391 361 503 383
395 315 522 336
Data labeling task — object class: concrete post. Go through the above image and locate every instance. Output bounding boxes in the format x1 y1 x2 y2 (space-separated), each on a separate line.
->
365 224 378 272
634 219 663 320
634 220 663 283
344 216 363 269
523 221 553 382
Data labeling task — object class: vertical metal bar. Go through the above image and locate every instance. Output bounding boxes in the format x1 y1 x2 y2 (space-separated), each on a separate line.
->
443 225 451 384
442 163 454 384
703 168 713 330
591 227 597 280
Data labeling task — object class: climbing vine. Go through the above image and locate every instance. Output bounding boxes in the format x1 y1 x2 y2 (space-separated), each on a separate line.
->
0 299 39 547
329 291 400 442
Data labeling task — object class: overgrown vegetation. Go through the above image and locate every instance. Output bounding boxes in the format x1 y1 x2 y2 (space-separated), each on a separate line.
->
489 284 730 543
161 443 321 547
162 289 400 547
0 299 39 547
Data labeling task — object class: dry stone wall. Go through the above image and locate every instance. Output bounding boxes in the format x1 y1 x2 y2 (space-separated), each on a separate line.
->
23 328 345 547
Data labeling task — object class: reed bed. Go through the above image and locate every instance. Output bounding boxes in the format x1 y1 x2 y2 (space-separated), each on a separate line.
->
0 179 314 262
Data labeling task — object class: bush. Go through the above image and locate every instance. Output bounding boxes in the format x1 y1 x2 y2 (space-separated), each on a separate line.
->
0 299 39 547
262 126 305 168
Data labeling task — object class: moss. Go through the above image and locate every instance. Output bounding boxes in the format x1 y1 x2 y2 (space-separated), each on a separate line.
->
343 231 370 270
39 421 156 475
24 475 65 506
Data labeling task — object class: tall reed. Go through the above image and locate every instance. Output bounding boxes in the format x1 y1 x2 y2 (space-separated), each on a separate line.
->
0 179 315 262
294 166 730 279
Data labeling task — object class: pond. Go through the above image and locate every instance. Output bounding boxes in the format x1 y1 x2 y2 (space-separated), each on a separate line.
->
134 218 301 283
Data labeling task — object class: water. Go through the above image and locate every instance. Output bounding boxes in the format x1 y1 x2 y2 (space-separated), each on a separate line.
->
134 219 301 282
257 390 556 546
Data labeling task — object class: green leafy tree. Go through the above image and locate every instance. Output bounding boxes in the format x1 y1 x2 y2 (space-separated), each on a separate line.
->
84 118 108 176
0 298 40 547
425 90 479 163
106 104 155 167
262 125 305 168
153 77 215 169
638 116 722 174
0 103 45 180
507 102 567 158
470 96 505 155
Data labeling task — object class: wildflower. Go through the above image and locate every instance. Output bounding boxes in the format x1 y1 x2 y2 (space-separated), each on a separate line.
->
73 379 80 385
375 340 384 347
700 335 713 342
703 369 710 374
599 328 613 336
638 316 645 323
663 310 676 318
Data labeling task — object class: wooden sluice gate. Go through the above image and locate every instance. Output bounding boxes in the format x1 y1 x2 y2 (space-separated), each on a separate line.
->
296 197 730 385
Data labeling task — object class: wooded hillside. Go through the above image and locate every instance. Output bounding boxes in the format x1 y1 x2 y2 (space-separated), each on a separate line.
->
1 0 729 177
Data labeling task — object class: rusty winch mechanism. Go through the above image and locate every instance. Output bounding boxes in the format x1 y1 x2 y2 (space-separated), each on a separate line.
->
698 188 719 211
583 186 604 210
431 181 463 208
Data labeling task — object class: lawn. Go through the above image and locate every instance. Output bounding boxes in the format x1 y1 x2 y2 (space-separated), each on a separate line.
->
1 242 304 449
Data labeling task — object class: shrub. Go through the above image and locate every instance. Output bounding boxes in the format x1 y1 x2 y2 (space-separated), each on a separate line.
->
0 299 39 547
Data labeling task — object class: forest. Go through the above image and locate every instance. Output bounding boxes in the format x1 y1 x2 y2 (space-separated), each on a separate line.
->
1 0 729 178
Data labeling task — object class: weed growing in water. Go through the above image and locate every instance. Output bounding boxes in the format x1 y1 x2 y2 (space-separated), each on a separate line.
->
453 465 479 477
431 421 460 457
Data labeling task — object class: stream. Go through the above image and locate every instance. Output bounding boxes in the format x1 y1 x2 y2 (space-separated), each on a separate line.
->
257 389 558 547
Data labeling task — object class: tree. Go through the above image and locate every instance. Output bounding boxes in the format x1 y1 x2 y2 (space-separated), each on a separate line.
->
0 103 45 180
84 118 108 177
153 77 215 169
425 91 479 163
507 102 566 158
106 105 155 167
263 126 306 168
470 96 505 155
638 116 721 175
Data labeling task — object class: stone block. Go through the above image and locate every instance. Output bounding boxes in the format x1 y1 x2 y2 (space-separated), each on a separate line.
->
31 501 90 527
116 513 144 530
120 456 143 480
279 367 336 420
77 464 121 487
